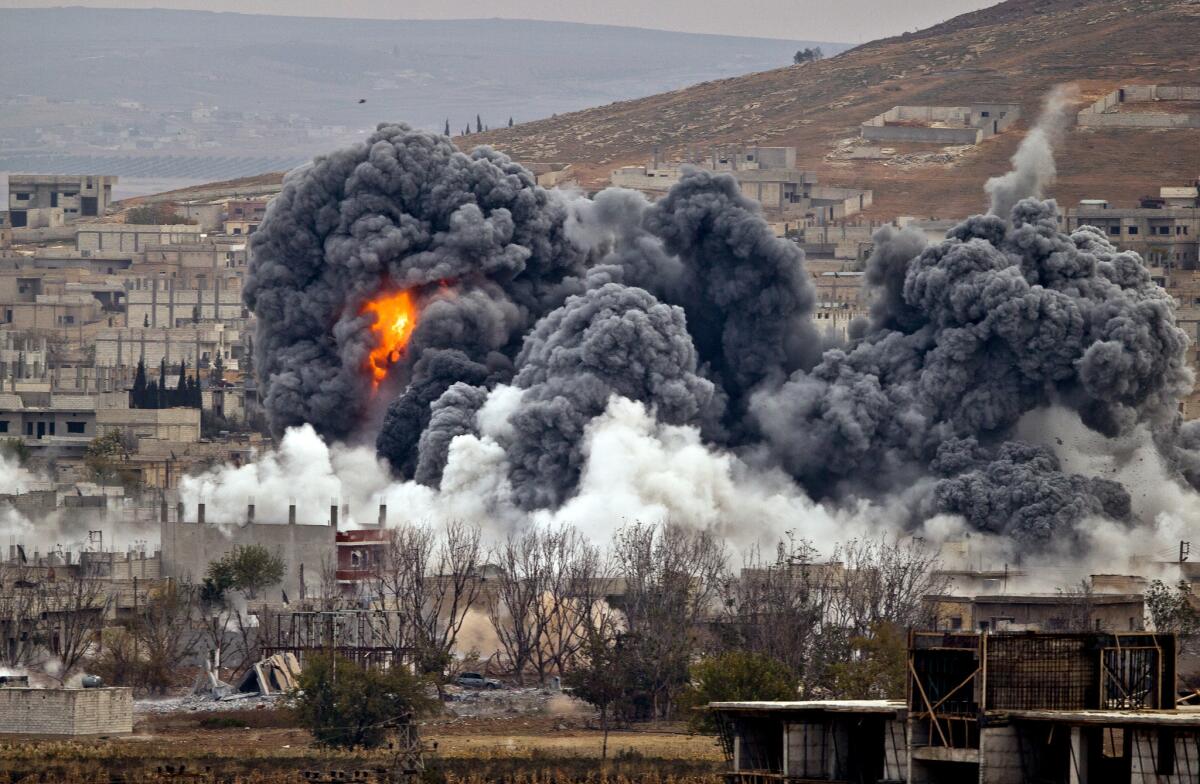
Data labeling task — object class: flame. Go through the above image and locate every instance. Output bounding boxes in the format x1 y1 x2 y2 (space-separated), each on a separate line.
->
361 289 417 387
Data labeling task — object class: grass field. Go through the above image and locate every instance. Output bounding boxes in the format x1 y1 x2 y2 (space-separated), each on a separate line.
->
0 712 725 783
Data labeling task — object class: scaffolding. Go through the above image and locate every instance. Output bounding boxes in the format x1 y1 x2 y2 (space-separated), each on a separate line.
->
908 631 1176 750
261 610 412 669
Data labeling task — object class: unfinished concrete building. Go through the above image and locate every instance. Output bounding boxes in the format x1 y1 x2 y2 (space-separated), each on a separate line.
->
6 175 118 226
712 700 908 783
712 630 1199 784
1077 85 1200 129
860 104 1021 144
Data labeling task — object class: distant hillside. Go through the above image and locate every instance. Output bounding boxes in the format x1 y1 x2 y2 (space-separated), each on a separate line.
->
464 0 1200 218
0 7 844 186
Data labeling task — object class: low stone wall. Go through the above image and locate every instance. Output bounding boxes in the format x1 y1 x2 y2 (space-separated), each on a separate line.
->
0 688 133 736
1077 85 1200 129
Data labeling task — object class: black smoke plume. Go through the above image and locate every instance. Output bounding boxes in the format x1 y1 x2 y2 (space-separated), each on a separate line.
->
248 114 1198 548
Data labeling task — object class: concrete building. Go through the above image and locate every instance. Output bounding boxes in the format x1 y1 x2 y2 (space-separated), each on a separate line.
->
95 391 201 444
712 631 1192 784
222 198 271 236
1063 198 1200 269
94 324 244 372
711 701 908 784
0 387 199 450
160 504 339 604
76 223 203 253
7 175 118 225
927 592 1146 633
126 276 246 329
860 104 1021 144
0 687 133 736
0 211 11 250
0 388 97 447
611 146 872 221
1077 84 1200 129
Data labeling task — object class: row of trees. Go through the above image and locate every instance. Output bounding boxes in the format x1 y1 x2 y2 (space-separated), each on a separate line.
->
130 357 202 409
448 115 515 136
351 521 947 732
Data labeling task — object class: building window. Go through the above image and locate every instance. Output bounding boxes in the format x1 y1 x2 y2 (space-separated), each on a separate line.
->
1108 225 1120 235
1128 226 1139 235
0 421 8 433
67 422 85 434
13 192 30 200
1159 226 1172 235
25 422 32 435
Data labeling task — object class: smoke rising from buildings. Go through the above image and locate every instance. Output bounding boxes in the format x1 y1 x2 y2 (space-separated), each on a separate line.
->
228 107 1200 558
985 84 1079 218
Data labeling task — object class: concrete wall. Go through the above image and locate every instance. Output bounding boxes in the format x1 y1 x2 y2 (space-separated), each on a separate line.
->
1077 85 1200 128
785 721 830 778
160 516 336 603
883 718 907 782
0 688 133 736
1129 728 1200 783
95 405 201 443
863 124 983 144
77 224 202 253
127 282 246 329
93 325 243 371
862 104 1019 144
980 725 1022 784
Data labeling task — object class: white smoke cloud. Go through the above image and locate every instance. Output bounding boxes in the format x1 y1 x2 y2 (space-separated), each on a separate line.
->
985 83 1080 217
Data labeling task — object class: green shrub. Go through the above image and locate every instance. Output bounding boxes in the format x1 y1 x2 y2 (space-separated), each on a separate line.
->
293 654 435 749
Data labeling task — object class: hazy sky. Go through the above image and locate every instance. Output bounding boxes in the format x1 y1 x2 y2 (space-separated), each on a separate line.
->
0 0 1001 42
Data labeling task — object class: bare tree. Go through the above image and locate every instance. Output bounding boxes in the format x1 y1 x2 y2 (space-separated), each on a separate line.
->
374 521 483 679
41 565 113 683
537 528 608 679
136 581 202 694
487 528 546 684
719 534 947 698
717 535 828 686
825 537 948 635
614 522 727 720
0 560 44 669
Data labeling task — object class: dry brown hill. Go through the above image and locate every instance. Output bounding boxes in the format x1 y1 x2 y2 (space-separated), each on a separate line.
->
460 0 1200 218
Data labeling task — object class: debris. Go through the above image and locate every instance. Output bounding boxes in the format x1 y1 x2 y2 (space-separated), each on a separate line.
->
235 652 302 696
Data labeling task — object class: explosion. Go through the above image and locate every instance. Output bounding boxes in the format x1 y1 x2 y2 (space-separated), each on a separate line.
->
242 108 1200 553
362 289 418 387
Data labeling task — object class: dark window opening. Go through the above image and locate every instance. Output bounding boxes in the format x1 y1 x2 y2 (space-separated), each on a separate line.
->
67 421 85 434
50 192 59 208
1157 730 1176 775
10 211 27 228
1109 225 1120 235
1128 226 1139 235
81 196 98 217
0 421 8 433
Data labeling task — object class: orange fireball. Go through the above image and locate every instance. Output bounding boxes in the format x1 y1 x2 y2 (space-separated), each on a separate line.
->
361 289 417 387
